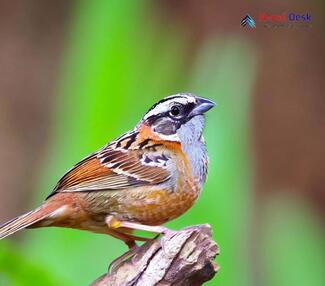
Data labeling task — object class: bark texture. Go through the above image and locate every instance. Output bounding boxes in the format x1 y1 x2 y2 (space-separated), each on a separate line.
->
91 224 219 286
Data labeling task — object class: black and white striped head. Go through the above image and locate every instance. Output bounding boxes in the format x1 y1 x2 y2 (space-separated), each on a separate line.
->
138 93 215 142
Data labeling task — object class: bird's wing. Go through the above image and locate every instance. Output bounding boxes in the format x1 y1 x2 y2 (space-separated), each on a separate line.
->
49 143 172 196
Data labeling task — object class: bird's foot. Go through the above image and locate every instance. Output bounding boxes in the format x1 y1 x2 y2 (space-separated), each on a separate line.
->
108 244 140 274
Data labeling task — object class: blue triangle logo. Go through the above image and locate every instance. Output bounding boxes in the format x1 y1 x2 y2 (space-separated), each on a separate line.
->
241 15 256 28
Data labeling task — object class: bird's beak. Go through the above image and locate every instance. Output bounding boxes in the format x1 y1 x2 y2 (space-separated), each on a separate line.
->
189 97 216 117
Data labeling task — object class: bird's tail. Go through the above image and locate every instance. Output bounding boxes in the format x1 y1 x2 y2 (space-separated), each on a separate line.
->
0 206 51 240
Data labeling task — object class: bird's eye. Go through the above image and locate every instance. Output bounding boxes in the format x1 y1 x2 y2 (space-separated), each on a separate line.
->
170 105 181 117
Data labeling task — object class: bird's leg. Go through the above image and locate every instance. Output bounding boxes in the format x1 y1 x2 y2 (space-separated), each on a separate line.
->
105 216 149 248
105 227 137 249
108 243 140 274
105 216 144 273
105 216 175 273
106 215 171 235
119 221 170 234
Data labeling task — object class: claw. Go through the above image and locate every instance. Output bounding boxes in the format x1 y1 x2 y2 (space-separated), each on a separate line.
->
108 245 140 274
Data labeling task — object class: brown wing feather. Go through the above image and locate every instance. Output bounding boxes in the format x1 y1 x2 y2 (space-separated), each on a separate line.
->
50 142 171 195
58 155 111 189
99 148 170 184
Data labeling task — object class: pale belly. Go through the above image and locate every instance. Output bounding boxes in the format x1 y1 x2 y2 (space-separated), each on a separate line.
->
81 181 200 226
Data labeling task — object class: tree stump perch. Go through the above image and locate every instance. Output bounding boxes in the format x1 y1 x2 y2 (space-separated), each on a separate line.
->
91 224 219 286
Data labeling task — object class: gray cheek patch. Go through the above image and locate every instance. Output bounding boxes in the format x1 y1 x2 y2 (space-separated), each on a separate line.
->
153 117 178 135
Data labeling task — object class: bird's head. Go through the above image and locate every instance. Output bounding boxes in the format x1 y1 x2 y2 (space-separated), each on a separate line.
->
137 93 215 143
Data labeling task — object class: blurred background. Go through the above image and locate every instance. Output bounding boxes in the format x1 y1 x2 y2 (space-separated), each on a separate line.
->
0 1 324 285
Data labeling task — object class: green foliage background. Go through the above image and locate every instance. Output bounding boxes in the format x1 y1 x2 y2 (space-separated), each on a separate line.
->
0 1 323 285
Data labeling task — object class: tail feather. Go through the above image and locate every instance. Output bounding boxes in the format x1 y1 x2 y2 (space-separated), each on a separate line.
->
0 207 49 240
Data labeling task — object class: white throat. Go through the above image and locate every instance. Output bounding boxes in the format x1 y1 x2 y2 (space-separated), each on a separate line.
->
177 116 208 188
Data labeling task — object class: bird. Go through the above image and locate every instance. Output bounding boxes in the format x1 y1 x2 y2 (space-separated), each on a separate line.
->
0 93 215 248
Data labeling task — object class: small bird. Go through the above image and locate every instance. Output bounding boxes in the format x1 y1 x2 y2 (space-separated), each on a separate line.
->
0 93 214 248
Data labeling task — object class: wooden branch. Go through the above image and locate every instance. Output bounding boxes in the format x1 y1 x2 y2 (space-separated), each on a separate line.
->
91 224 219 286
